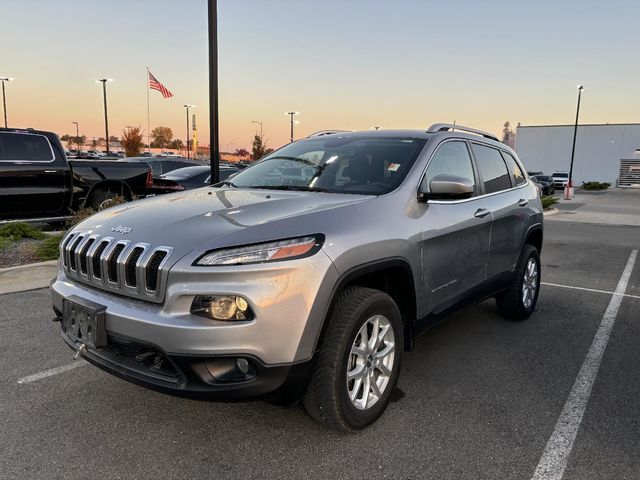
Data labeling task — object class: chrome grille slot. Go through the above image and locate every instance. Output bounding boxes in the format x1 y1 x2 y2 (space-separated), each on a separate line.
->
145 250 167 292
125 247 145 287
68 235 84 271
61 233 76 268
61 232 173 303
92 241 110 279
78 238 96 274
107 244 126 283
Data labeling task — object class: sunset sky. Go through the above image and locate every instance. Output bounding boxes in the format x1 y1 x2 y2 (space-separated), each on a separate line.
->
2 0 640 151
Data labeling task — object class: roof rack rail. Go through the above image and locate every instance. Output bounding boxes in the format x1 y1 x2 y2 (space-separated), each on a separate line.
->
426 123 499 142
307 130 350 138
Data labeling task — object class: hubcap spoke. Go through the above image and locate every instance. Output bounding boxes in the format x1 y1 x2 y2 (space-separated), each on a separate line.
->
370 374 382 398
377 362 392 377
347 365 366 380
374 343 395 360
351 346 367 358
349 377 362 402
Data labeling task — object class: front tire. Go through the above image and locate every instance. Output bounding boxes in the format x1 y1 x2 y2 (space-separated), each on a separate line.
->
303 287 403 431
495 244 541 320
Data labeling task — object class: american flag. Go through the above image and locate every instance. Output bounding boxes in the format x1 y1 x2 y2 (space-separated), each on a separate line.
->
148 71 173 98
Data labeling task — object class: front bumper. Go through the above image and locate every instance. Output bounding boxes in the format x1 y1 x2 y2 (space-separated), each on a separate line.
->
59 326 313 400
51 250 340 366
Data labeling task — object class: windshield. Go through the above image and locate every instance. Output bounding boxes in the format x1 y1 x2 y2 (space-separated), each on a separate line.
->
553 172 568 178
226 136 426 194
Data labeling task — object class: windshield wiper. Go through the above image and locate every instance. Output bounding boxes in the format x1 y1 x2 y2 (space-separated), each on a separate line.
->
248 185 328 192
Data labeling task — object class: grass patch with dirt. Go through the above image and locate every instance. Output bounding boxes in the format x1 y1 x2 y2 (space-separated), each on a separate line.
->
35 234 65 261
0 222 63 267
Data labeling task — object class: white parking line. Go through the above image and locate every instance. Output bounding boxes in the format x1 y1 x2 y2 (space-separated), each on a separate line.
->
541 281 640 300
531 249 638 480
17 360 87 384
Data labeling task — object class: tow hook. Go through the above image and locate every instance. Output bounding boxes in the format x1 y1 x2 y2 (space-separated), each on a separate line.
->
73 343 87 360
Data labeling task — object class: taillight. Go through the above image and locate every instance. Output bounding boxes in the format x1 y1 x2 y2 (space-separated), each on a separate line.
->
145 169 153 188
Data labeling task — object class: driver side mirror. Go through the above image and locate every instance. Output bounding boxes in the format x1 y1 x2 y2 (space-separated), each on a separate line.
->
418 174 475 201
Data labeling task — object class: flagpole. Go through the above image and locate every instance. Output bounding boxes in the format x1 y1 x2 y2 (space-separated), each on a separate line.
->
146 66 150 153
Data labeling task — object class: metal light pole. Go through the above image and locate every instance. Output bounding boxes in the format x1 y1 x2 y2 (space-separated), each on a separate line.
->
96 78 113 154
567 85 584 199
72 121 79 151
208 0 220 183
0 77 14 128
184 104 194 159
285 111 299 143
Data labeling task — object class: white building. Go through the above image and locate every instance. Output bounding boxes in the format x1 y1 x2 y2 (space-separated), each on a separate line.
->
515 123 640 187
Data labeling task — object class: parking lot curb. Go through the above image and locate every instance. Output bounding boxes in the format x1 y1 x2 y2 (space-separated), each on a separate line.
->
544 208 559 217
0 260 57 295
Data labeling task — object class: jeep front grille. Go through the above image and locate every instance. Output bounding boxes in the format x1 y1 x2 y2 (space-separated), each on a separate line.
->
61 232 173 303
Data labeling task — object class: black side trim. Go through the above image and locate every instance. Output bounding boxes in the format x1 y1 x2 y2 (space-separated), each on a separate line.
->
414 271 515 335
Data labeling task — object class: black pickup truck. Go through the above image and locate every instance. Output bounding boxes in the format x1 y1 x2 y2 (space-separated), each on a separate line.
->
0 128 153 222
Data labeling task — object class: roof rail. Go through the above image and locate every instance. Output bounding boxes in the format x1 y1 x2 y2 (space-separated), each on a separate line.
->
427 123 499 142
307 130 350 138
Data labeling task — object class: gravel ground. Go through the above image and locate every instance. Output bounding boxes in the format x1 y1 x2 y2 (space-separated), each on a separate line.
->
0 239 41 268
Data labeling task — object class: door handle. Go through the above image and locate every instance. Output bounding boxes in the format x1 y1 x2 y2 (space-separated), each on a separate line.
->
474 208 490 218
518 198 529 207
43 170 58 173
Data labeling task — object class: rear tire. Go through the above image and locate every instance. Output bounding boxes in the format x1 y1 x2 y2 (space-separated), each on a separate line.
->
495 244 540 321
87 190 116 210
303 287 403 431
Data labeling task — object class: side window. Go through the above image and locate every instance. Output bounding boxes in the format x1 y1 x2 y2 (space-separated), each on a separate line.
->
501 151 526 186
422 141 476 195
471 144 512 194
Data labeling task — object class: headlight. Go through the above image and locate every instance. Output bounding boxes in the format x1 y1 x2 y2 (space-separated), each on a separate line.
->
195 234 324 266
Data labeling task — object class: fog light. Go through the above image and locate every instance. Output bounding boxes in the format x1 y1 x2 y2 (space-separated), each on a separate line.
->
191 295 254 321
236 358 250 375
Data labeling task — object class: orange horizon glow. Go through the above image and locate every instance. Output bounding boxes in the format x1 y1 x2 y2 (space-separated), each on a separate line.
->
3 0 639 152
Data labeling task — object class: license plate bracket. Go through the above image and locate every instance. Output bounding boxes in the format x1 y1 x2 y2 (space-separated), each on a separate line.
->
62 295 107 348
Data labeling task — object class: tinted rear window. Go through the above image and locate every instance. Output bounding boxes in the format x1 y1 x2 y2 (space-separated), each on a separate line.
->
471 144 512 194
501 151 526 186
0 132 54 161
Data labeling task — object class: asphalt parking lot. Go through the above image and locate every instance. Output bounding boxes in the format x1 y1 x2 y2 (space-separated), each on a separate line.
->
1 220 638 480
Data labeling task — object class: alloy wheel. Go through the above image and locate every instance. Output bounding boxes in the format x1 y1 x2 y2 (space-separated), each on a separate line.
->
346 314 395 410
522 257 538 309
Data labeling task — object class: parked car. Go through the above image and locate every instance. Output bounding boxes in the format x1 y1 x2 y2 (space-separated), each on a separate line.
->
154 165 239 191
140 152 154 157
119 156 200 176
530 175 556 195
552 171 569 188
0 128 154 221
159 151 180 157
51 124 543 430
527 170 543 176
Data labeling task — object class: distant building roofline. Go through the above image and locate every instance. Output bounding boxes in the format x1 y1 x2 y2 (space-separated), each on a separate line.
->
518 122 640 129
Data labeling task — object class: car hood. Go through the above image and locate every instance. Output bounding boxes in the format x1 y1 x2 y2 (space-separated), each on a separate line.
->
73 187 369 258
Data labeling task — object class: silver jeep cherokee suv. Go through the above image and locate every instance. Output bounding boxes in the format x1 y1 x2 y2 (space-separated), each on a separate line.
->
51 123 543 430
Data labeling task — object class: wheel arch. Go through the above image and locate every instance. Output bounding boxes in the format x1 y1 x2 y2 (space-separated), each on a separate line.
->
523 223 543 254
84 180 133 208
315 258 418 354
